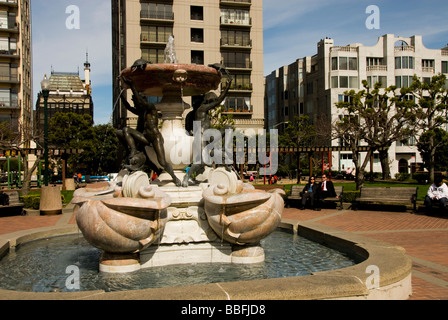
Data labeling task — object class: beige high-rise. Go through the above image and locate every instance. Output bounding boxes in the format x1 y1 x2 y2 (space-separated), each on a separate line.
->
0 0 31 141
112 0 264 132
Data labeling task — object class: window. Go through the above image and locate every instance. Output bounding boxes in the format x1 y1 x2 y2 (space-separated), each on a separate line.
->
395 76 414 88
0 12 7 29
442 61 448 74
191 6 203 20
339 57 348 70
331 76 338 88
221 30 250 46
349 76 358 88
142 48 165 63
191 28 203 43
367 76 387 88
339 76 348 88
395 56 414 69
222 52 250 68
332 57 338 70
191 51 204 65
349 57 358 70
141 25 172 43
141 3 173 20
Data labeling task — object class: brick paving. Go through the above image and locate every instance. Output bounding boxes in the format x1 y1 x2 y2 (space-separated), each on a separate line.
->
283 207 448 300
1 205 447 299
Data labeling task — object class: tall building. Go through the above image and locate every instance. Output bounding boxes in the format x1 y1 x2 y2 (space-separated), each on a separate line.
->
35 57 93 143
112 0 264 132
265 34 448 177
0 0 32 139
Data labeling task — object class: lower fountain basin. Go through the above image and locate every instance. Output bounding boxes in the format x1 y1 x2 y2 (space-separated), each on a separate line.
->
0 230 354 292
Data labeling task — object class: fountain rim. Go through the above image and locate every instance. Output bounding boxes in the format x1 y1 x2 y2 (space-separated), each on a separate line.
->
120 63 222 97
0 219 412 300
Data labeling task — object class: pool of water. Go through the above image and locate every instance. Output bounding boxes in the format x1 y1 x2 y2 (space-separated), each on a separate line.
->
0 230 355 292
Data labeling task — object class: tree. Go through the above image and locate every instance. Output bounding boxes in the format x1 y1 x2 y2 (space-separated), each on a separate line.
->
410 74 448 183
0 120 43 196
279 115 316 148
334 81 417 189
89 124 119 174
418 128 448 172
48 112 95 175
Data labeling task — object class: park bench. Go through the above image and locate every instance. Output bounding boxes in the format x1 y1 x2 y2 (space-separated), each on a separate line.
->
353 187 418 212
286 185 344 210
0 190 24 216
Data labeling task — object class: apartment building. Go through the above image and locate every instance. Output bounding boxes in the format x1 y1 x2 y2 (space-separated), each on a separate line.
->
35 58 94 144
265 34 448 177
112 0 264 132
0 0 31 139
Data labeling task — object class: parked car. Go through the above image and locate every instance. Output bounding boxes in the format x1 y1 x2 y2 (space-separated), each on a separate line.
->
85 175 109 183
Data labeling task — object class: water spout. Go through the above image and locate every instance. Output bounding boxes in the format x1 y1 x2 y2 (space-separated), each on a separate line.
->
164 35 178 64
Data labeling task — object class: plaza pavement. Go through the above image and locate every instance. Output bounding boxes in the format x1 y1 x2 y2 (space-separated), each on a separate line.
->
0 202 447 300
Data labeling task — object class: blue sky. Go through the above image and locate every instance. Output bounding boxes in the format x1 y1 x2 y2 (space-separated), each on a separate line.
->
31 0 448 125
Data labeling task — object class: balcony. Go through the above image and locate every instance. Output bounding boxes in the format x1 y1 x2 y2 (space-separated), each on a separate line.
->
395 45 415 52
222 108 253 114
442 49 448 56
220 0 251 7
0 99 19 109
220 39 252 49
366 65 387 72
330 46 358 53
0 74 19 84
140 11 174 22
220 16 251 27
140 35 169 46
224 61 252 70
229 83 253 92
422 66 435 73
0 0 18 8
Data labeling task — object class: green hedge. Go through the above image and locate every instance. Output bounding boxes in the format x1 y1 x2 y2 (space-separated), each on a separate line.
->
20 194 66 209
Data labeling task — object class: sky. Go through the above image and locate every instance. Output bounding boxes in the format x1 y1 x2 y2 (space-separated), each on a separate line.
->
31 0 448 125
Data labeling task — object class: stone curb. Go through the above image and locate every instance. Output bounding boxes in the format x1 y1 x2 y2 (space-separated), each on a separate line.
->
0 219 412 300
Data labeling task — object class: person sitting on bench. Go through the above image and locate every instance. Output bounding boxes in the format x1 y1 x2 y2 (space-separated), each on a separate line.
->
424 176 448 212
300 176 319 210
315 174 338 211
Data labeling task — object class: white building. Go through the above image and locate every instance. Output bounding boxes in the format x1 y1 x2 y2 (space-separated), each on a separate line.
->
266 34 448 177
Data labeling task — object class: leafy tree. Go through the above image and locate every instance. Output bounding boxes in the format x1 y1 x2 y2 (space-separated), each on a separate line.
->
89 124 119 174
279 115 316 148
334 81 417 189
0 120 43 196
48 112 95 175
410 74 448 183
418 128 448 172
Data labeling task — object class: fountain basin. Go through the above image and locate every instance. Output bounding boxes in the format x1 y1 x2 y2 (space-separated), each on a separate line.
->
0 220 412 299
120 64 221 97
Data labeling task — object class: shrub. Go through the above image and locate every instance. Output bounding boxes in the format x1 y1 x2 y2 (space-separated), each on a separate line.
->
342 191 360 203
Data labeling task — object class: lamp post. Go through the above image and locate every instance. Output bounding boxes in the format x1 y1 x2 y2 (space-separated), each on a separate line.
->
41 75 50 186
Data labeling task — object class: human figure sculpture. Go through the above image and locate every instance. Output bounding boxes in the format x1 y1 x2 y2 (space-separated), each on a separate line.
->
120 77 181 186
182 76 233 187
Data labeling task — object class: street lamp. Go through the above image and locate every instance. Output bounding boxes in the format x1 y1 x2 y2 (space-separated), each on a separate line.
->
41 75 50 186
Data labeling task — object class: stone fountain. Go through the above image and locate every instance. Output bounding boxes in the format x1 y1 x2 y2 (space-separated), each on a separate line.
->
72 37 284 273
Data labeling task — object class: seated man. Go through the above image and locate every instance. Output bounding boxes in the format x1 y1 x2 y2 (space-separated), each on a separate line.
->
315 174 338 211
424 176 448 212
300 177 319 210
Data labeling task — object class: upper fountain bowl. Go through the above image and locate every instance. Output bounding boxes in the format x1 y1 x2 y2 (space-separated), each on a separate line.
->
120 64 221 97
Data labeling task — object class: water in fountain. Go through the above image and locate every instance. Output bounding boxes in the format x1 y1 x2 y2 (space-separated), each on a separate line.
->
0 230 355 292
